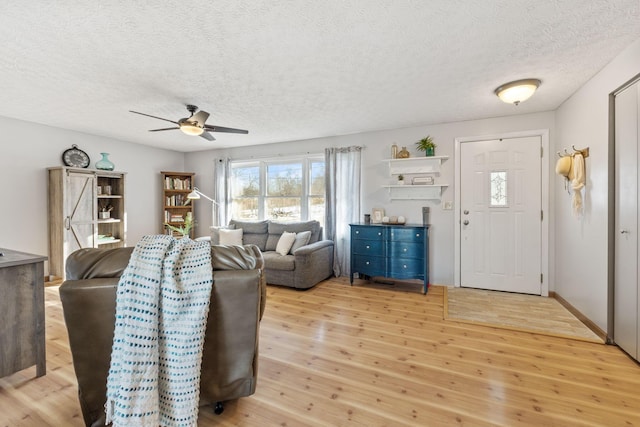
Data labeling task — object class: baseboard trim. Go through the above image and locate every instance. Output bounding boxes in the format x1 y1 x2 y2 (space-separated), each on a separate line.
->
550 291 607 342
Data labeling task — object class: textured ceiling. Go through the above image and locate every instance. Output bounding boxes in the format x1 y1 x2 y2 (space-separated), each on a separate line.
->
1 1 639 152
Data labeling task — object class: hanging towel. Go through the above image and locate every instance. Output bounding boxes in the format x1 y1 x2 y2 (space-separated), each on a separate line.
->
571 153 585 216
105 235 213 427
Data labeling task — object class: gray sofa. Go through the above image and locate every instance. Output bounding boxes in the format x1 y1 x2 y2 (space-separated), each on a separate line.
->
227 219 334 289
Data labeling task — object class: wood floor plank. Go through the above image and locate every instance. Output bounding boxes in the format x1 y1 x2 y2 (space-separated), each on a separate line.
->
2 280 640 426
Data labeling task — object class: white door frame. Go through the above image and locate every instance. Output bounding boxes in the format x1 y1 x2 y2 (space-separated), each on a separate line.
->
454 129 550 296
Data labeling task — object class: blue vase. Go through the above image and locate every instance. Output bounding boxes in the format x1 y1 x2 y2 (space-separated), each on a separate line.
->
96 153 115 171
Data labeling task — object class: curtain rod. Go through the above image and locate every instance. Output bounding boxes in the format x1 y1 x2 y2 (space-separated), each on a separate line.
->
222 151 324 162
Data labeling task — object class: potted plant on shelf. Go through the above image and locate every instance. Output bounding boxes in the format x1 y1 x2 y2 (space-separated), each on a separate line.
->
416 135 436 157
397 174 405 185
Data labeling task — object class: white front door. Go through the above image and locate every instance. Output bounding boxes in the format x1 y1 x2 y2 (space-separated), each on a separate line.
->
460 136 542 294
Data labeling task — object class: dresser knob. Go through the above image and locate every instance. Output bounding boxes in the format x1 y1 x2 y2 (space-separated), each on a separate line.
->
366 245 370 249
366 261 370 265
403 248 407 252
403 264 407 268
416 233 420 237
356 231 359 234
378 232 381 236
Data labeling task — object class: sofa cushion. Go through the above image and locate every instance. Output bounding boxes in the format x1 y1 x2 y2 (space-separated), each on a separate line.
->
265 220 321 251
275 231 296 256
262 251 295 271
219 228 243 245
290 231 311 253
229 220 269 250
210 224 236 245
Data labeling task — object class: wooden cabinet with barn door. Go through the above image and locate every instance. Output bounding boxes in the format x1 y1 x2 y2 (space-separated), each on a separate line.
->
48 167 126 279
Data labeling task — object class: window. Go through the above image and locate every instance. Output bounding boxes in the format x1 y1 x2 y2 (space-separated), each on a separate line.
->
490 171 508 207
230 156 325 226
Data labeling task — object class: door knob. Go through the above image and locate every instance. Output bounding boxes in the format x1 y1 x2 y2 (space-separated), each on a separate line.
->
464 210 469 215
620 229 630 234
463 220 469 225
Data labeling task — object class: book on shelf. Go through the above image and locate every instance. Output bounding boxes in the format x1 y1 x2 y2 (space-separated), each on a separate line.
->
170 214 185 223
164 177 192 191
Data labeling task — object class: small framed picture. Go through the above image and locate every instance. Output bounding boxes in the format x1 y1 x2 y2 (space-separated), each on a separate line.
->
371 208 384 224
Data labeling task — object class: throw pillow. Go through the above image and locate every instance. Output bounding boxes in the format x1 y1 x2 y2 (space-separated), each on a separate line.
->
219 228 243 246
275 231 297 256
210 224 236 245
290 230 312 254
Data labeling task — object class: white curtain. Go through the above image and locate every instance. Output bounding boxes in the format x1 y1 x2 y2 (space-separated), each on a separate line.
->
325 146 362 277
213 158 230 227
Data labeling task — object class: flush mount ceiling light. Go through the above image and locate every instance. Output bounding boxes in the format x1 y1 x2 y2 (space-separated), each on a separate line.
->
494 79 541 105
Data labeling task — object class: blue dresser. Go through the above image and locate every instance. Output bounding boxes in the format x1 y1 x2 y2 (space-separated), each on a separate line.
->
350 223 429 294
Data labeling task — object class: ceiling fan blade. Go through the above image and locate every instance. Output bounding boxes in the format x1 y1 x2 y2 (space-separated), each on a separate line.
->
190 110 210 126
149 127 180 132
203 124 249 134
130 110 179 125
200 131 215 141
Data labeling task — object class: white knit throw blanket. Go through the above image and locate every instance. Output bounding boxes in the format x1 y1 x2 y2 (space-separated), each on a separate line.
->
105 235 213 427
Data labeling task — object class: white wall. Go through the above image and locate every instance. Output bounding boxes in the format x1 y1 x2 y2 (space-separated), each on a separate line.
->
554 38 640 332
186 111 555 285
0 116 185 274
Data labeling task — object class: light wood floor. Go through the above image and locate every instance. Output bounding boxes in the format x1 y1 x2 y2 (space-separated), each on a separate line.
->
2 277 640 426
444 287 603 342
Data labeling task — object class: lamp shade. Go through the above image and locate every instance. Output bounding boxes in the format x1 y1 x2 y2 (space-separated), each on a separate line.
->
495 79 541 105
180 124 204 136
187 190 200 200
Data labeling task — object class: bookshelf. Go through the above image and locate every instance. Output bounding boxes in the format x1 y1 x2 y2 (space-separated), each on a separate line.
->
161 171 195 238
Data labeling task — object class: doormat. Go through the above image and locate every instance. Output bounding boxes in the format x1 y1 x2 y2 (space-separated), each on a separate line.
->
444 287 603 343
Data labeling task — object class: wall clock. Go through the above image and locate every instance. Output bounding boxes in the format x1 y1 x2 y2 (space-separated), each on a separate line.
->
62 144 90 168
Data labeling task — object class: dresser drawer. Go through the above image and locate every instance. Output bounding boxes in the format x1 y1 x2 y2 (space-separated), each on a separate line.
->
387 241 424 259
352 239 384 255
352 226 385 241
389 227 426 243
352 255 386 276
388 257 425 279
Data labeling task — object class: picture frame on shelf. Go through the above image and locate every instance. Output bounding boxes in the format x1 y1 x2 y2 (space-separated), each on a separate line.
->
371 208 384 224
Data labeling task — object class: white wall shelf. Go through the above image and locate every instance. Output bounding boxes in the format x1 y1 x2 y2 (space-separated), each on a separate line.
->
381 184 448 200
382 156 449 200
384 155 449 175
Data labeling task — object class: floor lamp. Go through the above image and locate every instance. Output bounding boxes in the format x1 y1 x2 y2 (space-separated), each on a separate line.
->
187 187 220 227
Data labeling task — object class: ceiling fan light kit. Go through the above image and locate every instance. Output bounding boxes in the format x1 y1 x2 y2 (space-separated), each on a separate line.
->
180 124 204 136
495 78 541 105
129 104 248 141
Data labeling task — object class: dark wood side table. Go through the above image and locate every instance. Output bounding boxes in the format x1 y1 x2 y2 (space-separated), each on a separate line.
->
0 248 47 378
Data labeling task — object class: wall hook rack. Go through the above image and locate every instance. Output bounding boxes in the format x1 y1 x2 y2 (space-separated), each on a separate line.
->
571 145 589 158
557 146 590 158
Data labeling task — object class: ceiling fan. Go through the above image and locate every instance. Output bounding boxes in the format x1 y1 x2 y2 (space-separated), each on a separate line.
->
129 105 248 141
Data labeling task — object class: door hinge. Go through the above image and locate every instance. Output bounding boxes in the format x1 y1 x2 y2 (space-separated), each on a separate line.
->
541 210 543 221
540 146 543 157
541 273 543 283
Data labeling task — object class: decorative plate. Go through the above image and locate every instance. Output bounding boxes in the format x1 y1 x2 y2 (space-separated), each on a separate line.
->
62 144 90 168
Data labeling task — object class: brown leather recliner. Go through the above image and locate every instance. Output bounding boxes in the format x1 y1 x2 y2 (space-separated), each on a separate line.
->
59 244 267 427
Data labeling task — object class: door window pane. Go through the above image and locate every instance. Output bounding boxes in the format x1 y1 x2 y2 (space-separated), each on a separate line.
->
490 171 507 207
